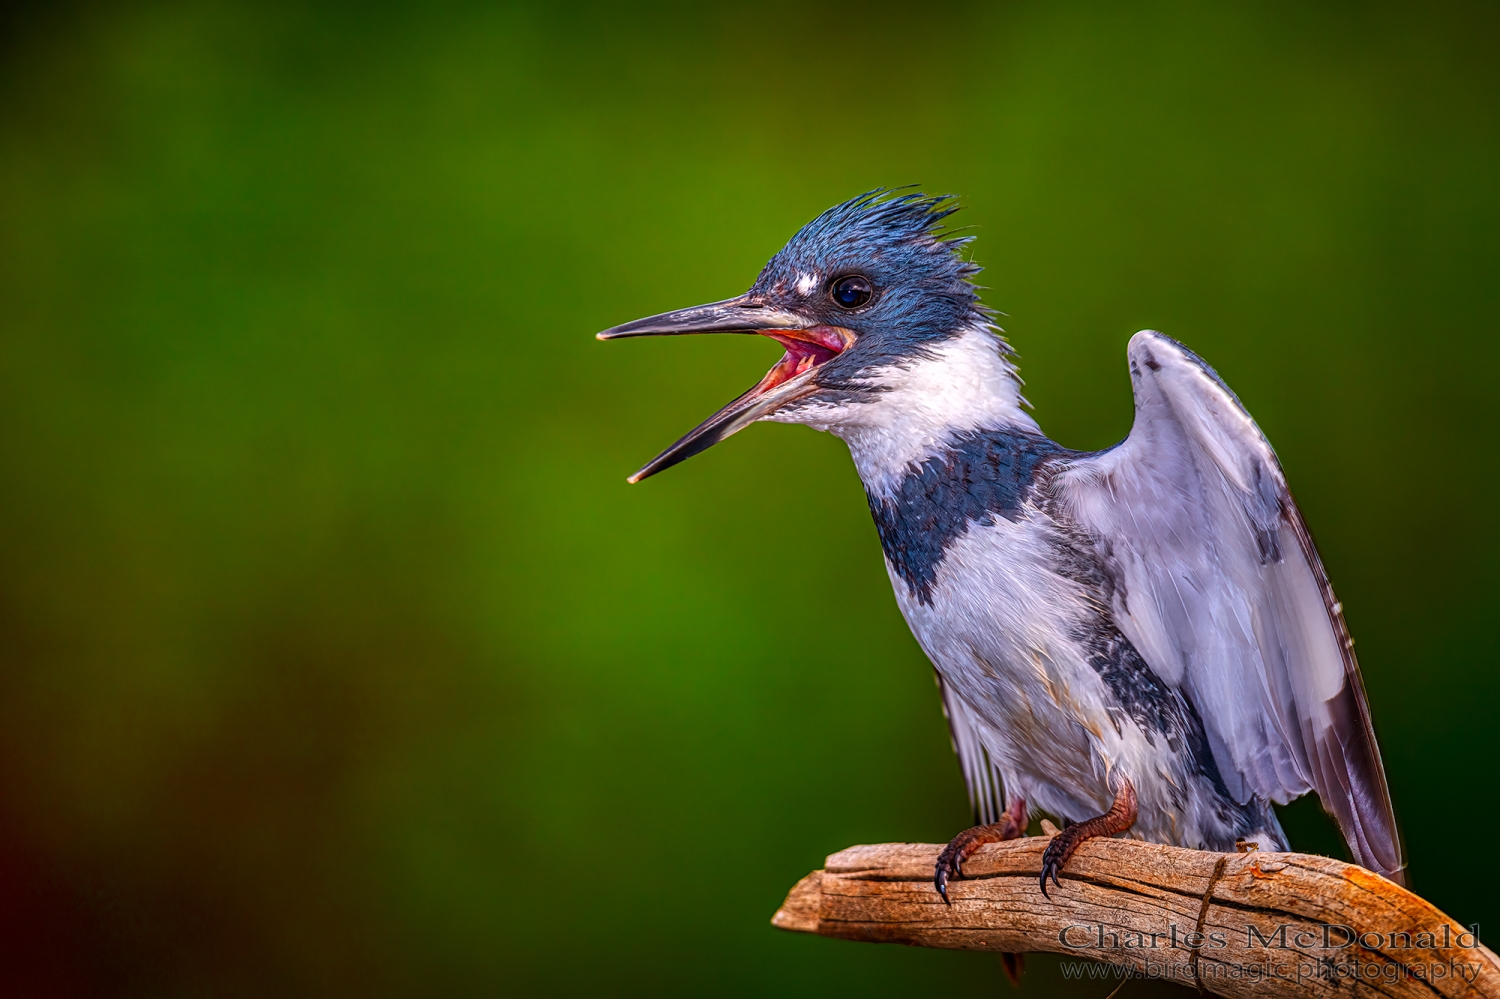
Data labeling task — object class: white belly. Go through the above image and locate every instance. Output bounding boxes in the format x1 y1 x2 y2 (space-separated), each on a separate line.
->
888 513 1194 841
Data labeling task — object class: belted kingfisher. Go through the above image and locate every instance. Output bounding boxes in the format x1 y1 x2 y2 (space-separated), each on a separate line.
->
598 191 1405 900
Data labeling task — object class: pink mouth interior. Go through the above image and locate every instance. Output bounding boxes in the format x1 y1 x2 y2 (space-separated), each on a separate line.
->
751 325 853 396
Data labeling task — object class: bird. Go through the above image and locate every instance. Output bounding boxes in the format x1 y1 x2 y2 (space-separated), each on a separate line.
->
597 190 1405 906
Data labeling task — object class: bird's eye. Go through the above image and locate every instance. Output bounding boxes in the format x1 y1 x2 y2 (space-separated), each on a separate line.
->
830 275 873 310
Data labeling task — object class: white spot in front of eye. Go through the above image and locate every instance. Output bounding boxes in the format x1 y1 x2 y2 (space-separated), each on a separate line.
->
795 271 818 296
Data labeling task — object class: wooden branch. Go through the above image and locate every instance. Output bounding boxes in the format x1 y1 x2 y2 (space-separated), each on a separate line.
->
773 837 1498 998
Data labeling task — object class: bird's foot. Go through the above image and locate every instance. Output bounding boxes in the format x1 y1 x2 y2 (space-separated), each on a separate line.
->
1039 777 1137 898
934 797 1027 905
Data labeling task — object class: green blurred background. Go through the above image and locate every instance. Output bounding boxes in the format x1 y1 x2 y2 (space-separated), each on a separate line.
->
0 1 1496 995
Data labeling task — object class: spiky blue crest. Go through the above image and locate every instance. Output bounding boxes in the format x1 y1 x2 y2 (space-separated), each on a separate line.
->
745 190 997 380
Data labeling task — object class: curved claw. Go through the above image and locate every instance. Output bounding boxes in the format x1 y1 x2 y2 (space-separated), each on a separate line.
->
934 848 964 905
1035 778 1137 899
1039 843 1064 897
932 798 1030 905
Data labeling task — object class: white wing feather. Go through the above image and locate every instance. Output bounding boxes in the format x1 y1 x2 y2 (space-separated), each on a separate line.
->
938 674 1008 826
1054 331 1402 878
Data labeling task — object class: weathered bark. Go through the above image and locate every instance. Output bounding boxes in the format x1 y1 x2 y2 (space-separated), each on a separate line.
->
773 837 1496 998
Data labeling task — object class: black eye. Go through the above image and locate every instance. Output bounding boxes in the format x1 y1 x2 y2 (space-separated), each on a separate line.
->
830 275 873 310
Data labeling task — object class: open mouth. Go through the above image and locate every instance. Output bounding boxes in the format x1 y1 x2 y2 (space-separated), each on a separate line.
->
596 299 856 482
748 325 855 398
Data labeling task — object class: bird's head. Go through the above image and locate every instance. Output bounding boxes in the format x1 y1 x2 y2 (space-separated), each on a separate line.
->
599 190 996 482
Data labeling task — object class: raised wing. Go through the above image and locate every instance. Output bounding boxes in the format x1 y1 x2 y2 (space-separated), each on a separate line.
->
938 673 1009 826
1054 331 1402 880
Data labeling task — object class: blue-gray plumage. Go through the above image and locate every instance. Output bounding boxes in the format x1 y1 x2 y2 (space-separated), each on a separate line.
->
598 191 1405 896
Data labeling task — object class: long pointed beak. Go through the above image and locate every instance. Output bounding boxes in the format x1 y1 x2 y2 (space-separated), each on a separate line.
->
596 295 855 482
595 295 811 340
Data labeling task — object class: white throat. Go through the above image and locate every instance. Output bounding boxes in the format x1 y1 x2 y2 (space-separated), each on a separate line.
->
766 326 1038 496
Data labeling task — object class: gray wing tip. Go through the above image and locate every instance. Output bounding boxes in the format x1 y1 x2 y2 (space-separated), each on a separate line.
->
1319 681 1406 878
